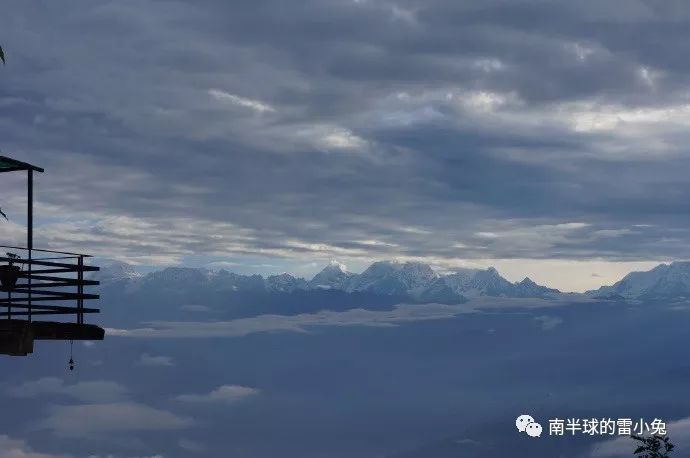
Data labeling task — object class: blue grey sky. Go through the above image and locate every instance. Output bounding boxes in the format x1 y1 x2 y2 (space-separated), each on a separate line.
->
3 0 690 290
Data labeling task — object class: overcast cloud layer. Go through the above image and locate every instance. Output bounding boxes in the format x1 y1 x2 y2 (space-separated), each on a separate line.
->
2 1 690 290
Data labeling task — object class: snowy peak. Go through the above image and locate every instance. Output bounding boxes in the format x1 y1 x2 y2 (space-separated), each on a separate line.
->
587 261 690 300
470 267 514 292
143 267 211 289
396 262 438 287
419 268 560 302
347 261 437 295
209 270 265 291
437 267 512 298
309 261 354 290
92 260 142 283
513 277 560 298
266 273 308 292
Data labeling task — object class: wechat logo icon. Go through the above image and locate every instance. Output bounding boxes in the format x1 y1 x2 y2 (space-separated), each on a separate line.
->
516 414 542 438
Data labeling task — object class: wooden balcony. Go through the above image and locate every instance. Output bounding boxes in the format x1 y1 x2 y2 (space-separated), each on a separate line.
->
0 246 103 355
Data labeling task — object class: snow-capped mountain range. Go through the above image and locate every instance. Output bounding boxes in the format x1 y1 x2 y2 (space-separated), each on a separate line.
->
94 259 690 303
95 260 561 303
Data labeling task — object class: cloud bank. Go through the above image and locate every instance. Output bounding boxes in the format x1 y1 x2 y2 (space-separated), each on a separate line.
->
4 1 690 290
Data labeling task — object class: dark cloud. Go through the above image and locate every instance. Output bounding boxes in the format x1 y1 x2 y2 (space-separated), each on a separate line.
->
1 0 690 275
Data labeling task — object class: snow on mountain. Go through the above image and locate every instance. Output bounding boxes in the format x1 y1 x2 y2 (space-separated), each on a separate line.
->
463 267 515 298
266 273 308 292
207 270 266 292
96 260 562 302
91 258 690 303
586 261 690 300
512 277 561 298
418 268 560 303
119 267 261 294
91 260 143 283
346 261 438 295
308 261 355 290
141 267 211 289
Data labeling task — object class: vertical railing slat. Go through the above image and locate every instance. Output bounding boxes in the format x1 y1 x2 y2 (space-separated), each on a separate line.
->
77 255 84 325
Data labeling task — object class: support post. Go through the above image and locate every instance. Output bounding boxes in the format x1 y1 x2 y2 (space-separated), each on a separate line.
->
77 255 83 324
27 169 33 321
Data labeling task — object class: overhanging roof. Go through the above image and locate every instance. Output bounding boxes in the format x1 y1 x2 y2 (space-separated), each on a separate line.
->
0 155 44 173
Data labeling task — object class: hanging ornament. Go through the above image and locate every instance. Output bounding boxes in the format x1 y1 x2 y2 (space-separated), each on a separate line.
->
68 340 75 371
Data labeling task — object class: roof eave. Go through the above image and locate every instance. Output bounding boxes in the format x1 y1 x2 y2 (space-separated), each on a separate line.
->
0 155 45 173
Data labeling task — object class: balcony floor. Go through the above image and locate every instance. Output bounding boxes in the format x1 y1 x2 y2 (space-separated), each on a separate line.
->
0 320 104 356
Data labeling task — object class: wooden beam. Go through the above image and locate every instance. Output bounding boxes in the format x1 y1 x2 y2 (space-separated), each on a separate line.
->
0 245 94 257
0 310 99 317
0 166 29 173
0 320 104 341
23 268 85 274
24 274 99 285
33 321 104 340
0 258 99 270
0 293 100 302
0 156 44 173
14 280 99 288
0 303 99 313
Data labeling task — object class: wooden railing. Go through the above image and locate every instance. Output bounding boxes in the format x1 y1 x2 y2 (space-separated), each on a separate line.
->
0 245 100 324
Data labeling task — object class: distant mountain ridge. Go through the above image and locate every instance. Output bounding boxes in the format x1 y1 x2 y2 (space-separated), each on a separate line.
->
95 260 562 304
586 261 690 301
95 259 690 303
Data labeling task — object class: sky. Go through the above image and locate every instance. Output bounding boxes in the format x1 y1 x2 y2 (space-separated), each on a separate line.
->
3 0 690 291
